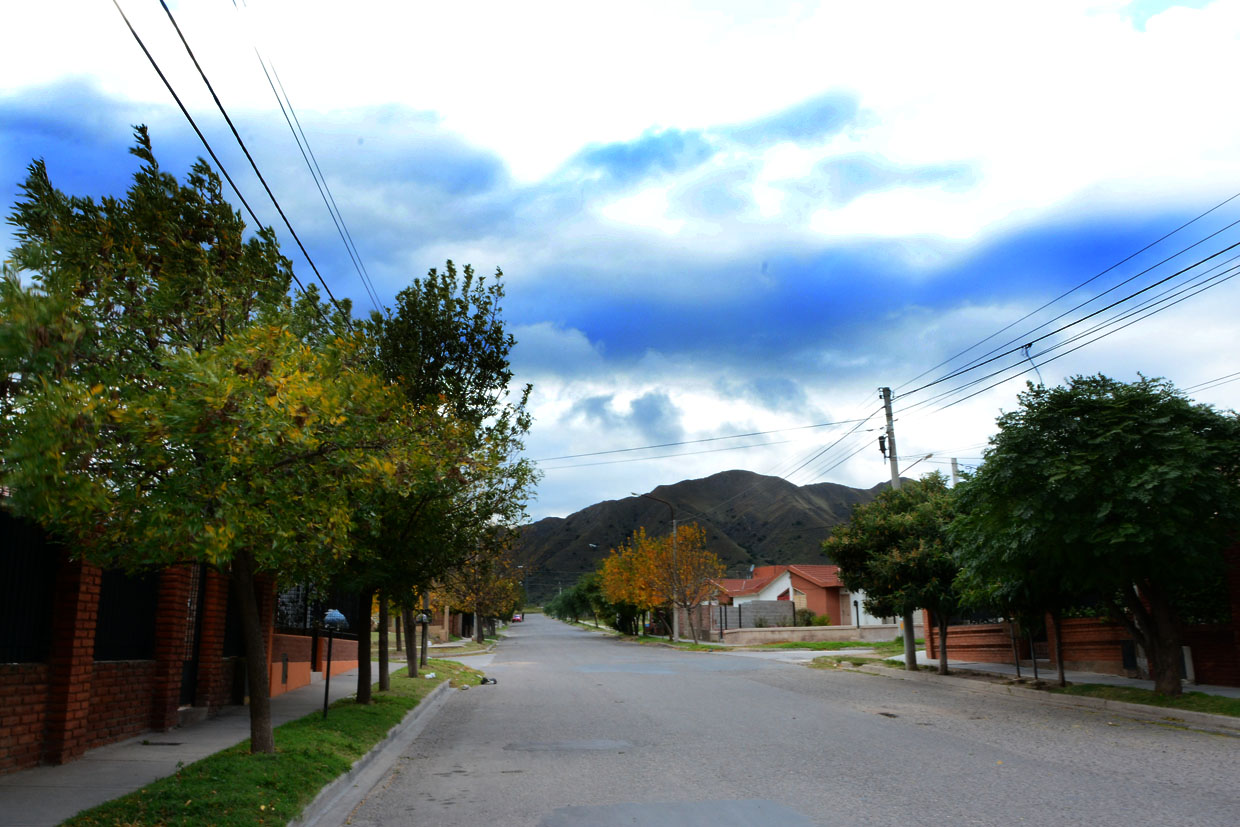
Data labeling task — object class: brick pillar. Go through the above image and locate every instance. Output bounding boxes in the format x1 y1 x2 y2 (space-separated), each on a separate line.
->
194 569 230 710
149 566 193 731
43 557 101 765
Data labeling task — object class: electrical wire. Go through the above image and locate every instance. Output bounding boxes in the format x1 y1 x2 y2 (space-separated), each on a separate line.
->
108 0 329 322
897 189 1240 394
533 417 872 463
156 0 353 324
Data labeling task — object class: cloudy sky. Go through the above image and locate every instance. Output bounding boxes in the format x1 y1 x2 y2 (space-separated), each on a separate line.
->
3 0 1239 521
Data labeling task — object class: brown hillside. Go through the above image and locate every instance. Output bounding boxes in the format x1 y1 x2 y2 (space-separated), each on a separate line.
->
514 470 890 600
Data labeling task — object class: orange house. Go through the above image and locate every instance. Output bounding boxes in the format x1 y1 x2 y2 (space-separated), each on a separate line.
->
716 564 851 625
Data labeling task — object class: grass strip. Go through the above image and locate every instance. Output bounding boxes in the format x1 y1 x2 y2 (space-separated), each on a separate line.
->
809 655 904 669
64 660 482 827
1051 683 1240 718
745 640 872 651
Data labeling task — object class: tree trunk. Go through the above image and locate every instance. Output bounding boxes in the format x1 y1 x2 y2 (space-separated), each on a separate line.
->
403 607 418 678
1027 627 1040 682
474 611 484 644
685 605 699 644
395 609 403 653
378 596 390 692
936 612 949 675
1136 582 1184 697
420 592 430 667
1051 610 1065 688
1008 619 1022 679
356 587 374 704
902 609 918 671
230 551 274 754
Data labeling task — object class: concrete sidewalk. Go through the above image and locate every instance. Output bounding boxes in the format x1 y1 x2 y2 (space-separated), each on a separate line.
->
884 650 1240 698
0 663 405 827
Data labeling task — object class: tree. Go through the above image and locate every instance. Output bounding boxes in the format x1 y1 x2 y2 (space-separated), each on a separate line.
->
950 375 1240 696
0 131 452 751
353 262 538 695
824 473 960 674
599 523 724 643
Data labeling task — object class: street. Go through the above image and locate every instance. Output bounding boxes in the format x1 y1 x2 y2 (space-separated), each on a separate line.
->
342 614 1238 826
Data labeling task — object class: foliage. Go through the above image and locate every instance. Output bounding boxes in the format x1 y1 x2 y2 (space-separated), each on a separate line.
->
1051 684 1240 719
825 472 960 671
950 375 1240 696
0 130 460 751
359 260 538 615
794 608 832 626
599 522 725 642
62 661 482 827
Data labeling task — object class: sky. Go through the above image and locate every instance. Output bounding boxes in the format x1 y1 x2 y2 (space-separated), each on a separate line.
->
3 0 1239 522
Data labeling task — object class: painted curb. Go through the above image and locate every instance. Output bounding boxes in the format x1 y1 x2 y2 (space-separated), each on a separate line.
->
289 679 453 827
853 663 1240 735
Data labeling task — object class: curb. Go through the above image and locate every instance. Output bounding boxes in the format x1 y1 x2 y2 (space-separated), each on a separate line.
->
290 679 454 827
853 664 1240 736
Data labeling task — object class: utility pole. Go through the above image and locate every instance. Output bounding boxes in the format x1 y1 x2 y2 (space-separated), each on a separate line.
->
881 386 917 672
950 457 960 487
880 387 900 490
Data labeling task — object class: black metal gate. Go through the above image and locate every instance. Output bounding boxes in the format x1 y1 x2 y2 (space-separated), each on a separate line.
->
179 564 207 706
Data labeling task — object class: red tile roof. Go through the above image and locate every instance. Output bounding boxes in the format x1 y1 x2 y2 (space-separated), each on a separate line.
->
715 564 842 596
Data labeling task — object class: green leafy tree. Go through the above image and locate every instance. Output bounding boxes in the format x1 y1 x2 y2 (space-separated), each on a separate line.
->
353 262 537 693
0 131 450 751
825 473 960 674
950 375 1240 696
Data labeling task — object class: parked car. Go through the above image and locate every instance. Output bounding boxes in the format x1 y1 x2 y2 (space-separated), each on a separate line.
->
512 613 523 622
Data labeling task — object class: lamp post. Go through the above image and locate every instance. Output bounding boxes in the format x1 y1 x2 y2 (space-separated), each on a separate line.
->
322 608 349 719
634 491 678 641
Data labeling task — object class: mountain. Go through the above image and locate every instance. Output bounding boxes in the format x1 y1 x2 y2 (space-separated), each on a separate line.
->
513 470 890 599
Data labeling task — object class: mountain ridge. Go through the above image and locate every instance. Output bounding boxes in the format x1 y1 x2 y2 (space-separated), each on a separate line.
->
514 469 891 599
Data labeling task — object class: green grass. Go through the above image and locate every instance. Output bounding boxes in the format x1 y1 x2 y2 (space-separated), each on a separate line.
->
64 660 482 827
809 655 904 669
744 640 873 651
868 637 924 655
1052 683 1240 718
626 634 724 651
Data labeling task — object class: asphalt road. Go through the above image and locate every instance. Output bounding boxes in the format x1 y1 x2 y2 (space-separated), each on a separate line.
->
341 614 1238 826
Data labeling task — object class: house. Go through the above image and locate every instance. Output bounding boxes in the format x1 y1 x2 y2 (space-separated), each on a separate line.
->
716 564 854 625
0 511 361 775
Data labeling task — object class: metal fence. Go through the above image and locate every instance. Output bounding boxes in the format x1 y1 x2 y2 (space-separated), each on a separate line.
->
0 511 59 663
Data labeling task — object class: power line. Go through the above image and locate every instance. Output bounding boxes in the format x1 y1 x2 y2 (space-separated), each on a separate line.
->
249 43 385 315
895 189 1240 396
901 237 1240 402
533 417 872 463
156 0 353 324
539 437 799 471
108 0 327 317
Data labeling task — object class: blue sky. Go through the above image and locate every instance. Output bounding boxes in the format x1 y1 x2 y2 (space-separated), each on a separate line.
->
3 1 1239 520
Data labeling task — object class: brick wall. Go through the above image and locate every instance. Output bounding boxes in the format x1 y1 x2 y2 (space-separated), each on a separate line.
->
1182 626 1240 686
86 661 157 750
269 633 314 697
0 664 49 774
312 636 358 676
926 621 1017 664
43 558 101 765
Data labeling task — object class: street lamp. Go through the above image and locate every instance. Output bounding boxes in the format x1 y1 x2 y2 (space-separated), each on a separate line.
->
322 608 349 719
633 491 678 641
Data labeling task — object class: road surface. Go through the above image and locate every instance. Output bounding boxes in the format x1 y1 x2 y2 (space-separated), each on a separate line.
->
342 614 1238 826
